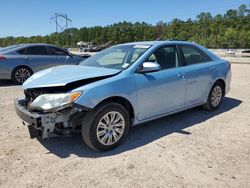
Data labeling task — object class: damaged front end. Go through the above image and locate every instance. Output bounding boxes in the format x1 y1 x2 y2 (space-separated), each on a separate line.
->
15 87 89 139
14 65 121 139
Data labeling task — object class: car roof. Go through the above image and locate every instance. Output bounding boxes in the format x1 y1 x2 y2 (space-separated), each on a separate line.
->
119 40 196 47
118 40 220 61
18 43 59 48
0 43 65 54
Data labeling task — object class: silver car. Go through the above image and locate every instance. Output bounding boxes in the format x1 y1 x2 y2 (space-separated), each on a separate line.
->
0 43 86 84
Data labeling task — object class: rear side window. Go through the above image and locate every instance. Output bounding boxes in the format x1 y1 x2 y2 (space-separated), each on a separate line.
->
25 46 48 55
47 46 68 56
180 45 211 65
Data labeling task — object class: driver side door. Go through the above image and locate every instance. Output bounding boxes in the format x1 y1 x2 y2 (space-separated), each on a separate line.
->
135 45 187 121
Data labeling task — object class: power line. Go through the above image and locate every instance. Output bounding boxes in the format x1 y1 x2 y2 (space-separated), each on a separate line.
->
50 13 72 33
50 13 72 46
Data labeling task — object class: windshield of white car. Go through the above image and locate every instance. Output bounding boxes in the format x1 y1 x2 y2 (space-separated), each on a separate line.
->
79 44 151 70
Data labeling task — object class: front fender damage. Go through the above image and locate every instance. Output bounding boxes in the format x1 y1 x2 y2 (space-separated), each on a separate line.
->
15 99 90 139
16 73 121 139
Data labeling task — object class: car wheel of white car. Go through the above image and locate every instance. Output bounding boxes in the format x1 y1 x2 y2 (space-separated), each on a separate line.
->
203 81 224 111
81 102 130 151
12 66 32 85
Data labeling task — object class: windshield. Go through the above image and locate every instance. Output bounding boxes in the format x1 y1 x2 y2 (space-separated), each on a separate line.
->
0 44 24 53
80 44 151 70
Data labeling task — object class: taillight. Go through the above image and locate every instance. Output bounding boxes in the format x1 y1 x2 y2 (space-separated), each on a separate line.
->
0 56 6 60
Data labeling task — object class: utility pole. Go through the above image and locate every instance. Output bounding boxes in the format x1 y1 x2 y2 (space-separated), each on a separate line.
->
50 13 72 33
55 13 58 33
66 14 68 30
50 13 72 46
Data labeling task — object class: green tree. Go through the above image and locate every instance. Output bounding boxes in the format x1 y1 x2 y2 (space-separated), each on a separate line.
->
0 4 250 49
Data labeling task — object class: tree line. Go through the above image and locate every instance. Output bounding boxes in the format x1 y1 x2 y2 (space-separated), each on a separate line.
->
0 4 250 49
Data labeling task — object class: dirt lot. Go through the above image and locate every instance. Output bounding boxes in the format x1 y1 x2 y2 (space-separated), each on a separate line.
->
0 64 250 188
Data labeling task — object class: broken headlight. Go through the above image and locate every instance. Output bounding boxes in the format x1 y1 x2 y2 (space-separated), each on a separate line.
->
30 92 82 112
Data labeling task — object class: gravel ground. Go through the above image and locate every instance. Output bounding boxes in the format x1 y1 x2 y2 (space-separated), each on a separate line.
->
0 64 250 188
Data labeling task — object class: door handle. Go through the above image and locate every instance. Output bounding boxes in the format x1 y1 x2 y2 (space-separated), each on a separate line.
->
209 66 216 71
177 73 182 78
25 57 31 61
177 72 186 79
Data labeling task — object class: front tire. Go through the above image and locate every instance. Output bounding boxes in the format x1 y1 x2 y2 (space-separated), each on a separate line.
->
203 81 224 111
81 102 130 151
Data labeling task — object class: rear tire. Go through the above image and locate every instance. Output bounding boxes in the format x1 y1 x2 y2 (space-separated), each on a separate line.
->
203 81 224 111
81 102 130 151
11 66 32 85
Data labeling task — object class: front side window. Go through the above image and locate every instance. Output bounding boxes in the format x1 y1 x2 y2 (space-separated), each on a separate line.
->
146 46 180 70
80 45 150 70
25 46 48 55
180 45 211 65
47 46 68 56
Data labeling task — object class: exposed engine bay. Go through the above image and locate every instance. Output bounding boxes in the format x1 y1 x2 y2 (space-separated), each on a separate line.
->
17 87 87 138
15 72 121 139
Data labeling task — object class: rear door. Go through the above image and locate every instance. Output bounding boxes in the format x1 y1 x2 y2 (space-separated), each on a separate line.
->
22 45 56 71
178 45 217 106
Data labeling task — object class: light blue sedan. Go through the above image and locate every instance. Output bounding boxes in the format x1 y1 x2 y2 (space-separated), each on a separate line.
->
15 41 231 151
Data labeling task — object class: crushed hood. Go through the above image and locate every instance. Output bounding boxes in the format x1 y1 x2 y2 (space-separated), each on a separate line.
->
22 65 121 89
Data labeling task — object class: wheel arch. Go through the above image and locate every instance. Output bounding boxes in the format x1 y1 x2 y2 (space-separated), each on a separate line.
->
11 65 34 76
201 77 227 105
95 96 135 124
212 78 226 96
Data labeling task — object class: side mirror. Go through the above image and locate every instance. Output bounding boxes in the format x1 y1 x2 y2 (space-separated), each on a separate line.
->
138 62 161 73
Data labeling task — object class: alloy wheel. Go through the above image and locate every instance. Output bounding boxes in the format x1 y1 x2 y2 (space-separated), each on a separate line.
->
14 68 31 84
211 85 222 107
96 111 125 146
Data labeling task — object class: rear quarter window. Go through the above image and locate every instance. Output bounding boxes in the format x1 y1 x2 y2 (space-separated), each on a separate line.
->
16 48 25 55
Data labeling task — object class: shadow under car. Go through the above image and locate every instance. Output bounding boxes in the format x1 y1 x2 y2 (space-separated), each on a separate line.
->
0 79 17 87
37 97 242 158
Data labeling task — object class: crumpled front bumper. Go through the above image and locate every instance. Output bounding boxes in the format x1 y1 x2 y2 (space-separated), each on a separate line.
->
14 99 61 139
